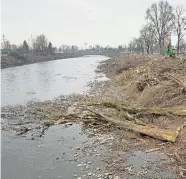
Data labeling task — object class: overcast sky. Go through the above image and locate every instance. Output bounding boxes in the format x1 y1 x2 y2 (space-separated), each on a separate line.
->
2 0 186 48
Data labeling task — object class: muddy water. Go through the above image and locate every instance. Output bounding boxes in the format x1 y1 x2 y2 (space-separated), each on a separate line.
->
2 124 107 179
1 55 109 179
1 55 109 106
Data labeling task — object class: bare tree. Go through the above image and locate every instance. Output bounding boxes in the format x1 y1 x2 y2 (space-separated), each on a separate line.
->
1 35 11 52
47 42 53 53
128 40 135 53
179 38 186 53
95 45 100 52
140 24 157 54
137 37 145 54
58 46 63 53
172 5 186 55
146 0 174 54
52 46 57 53
23 40 29 53
11 44 18 50
71 45 78 53
32 34 48 53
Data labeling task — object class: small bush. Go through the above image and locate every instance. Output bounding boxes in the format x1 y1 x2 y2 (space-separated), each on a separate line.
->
9 52 26 61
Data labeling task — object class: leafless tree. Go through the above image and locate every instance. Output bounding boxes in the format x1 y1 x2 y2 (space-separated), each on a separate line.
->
11 44 18 50
128 39 136 53
137 37 145 54
179 38 186 53
140 24 157 54
32 34 48 53
1 35 11 51
71 45 78 53
172 5 186 55
58 46 63 52
146 0 174 54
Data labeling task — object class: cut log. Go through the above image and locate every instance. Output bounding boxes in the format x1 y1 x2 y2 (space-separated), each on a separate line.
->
86 108 180 142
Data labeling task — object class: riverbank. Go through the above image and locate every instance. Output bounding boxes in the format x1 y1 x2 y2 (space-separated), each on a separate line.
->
2 54 186 178
1 51 118 69
1 53 84 69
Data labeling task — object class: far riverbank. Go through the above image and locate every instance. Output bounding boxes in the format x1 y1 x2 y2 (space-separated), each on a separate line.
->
1 51 118 69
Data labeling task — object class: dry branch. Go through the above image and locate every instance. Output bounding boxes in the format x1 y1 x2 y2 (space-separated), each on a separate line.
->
86 108 180 142
86 101 186 116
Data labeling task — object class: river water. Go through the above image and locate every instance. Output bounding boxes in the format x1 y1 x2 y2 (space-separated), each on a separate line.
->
1 55 109 106
1 55 109 179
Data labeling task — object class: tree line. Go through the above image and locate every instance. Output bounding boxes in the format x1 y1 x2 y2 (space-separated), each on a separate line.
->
1 33 127 55
1 34 58 54
2 0 185 56
128 0 186 55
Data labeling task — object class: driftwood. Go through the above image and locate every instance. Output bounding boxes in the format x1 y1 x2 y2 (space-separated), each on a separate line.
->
86 108 180 142
85 101 146 125
39 126 49 137
86 101 186 117
9 121 31 125
137 108 186 116
16 127 31 135
145 146 164 153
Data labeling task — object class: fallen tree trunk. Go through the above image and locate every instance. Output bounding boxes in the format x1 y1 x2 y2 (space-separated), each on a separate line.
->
138 108 186 116
86 108 180 142
86 101 186 116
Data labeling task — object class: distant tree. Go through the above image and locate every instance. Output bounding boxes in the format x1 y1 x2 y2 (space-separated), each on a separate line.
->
11 44 18 50
118 45 123 52
32 34 48 53
61 45 69 53
1 35 11 52
128 41 133 52
128 39 137 52
52 46 57 53
146 0 174 54
95 45 100 52
134 38 145 54
23 40 29 53
172 5 186 55
71 45 78 53
140 24 156 54
179 39 186 53
48 42 53 53
58 46 63 52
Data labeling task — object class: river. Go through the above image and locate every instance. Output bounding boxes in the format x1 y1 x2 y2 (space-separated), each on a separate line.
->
1 55 109 106
1 55 110 179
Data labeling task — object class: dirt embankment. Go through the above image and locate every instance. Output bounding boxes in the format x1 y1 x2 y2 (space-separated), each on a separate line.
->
1 52 84 69
1 51 118 69
98 53 186 108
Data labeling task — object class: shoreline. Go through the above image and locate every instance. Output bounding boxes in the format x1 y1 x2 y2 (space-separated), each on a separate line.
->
1 52 118 69
1 53 84 69
2 53 186 178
